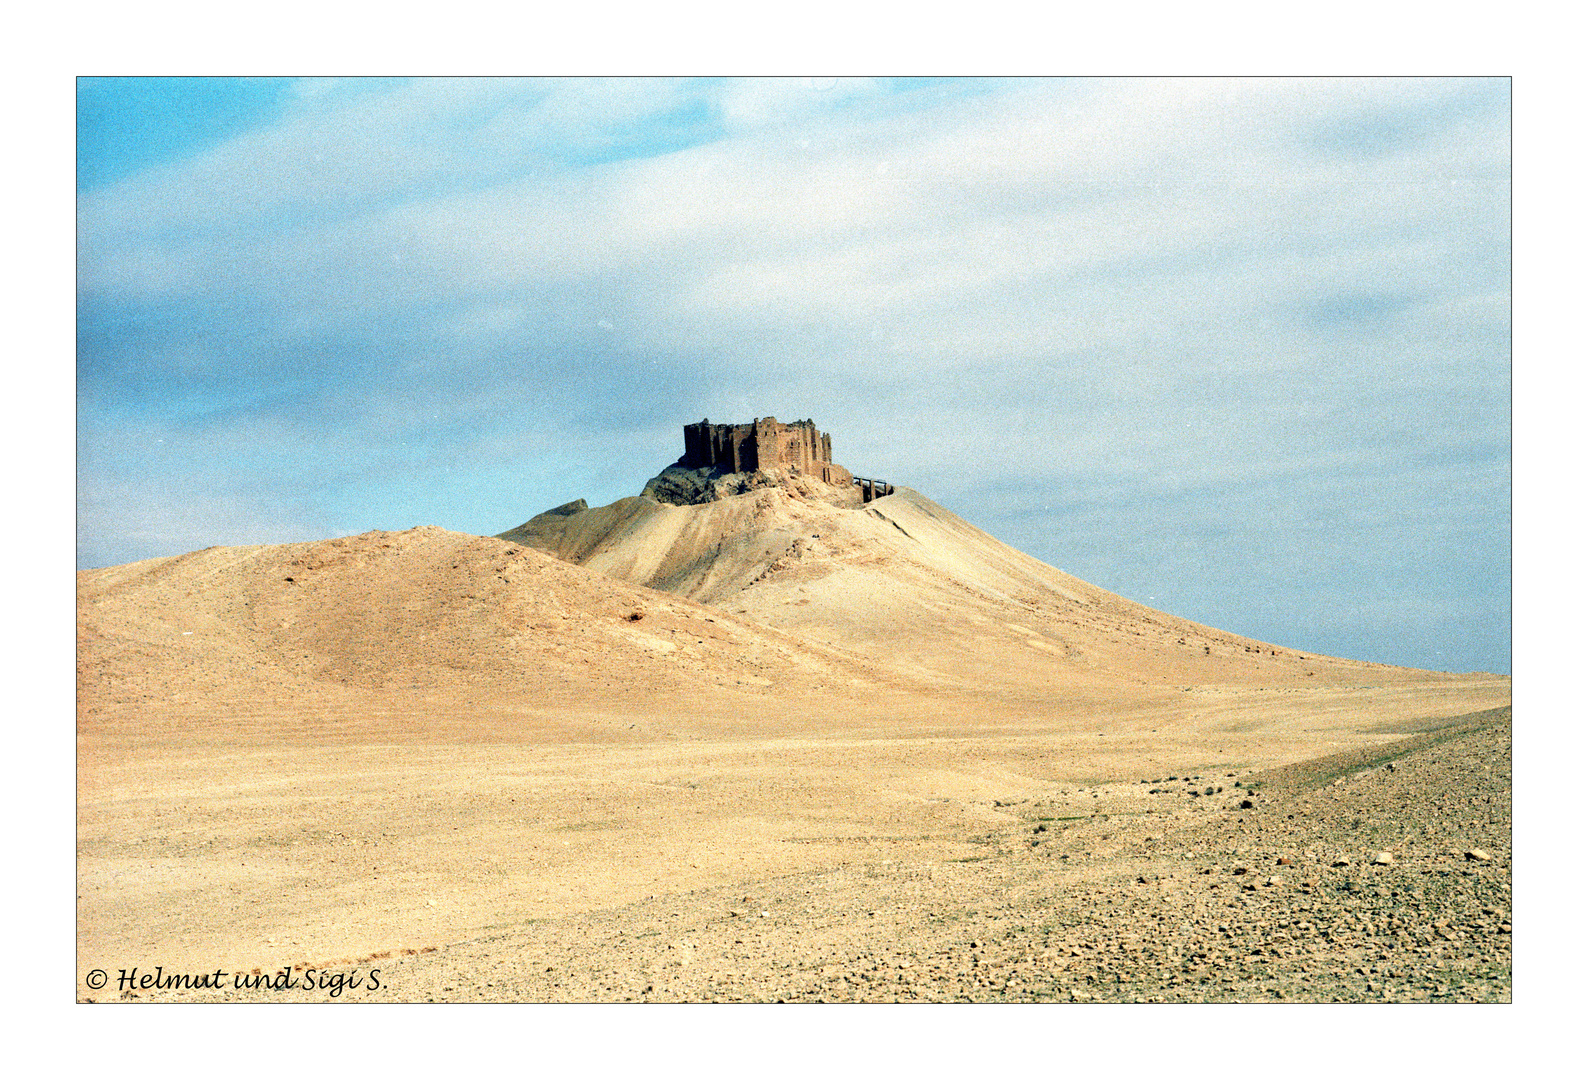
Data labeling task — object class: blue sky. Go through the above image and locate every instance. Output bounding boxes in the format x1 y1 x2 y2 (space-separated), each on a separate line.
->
76 77 1511 674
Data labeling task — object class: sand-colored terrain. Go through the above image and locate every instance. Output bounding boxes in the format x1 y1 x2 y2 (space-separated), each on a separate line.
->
77 483 1509 1001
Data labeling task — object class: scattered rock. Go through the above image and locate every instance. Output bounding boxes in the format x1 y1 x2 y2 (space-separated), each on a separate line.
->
1465 849 1492 863
1332 857 1351 867
1371 852 1394 866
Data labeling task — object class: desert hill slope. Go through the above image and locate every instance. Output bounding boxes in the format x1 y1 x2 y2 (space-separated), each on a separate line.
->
78 481 1497 735
77 525 892 735
500 484 1463 698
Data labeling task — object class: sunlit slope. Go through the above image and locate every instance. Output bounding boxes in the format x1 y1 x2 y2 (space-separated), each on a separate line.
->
77 525 879 722
502 486 1468 694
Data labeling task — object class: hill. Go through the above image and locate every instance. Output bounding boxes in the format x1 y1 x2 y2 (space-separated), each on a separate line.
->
77 524 888 736
500 484 1467 700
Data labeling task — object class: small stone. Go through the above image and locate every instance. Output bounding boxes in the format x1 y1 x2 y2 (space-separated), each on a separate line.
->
1372 852 1394 866
1232 866 1248 875
1265 876 1282 887
1464 848 1492 863
1332 857 1351 867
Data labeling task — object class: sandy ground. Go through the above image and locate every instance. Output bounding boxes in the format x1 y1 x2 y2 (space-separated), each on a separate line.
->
77 484 1509 1002
139 706 1511 1004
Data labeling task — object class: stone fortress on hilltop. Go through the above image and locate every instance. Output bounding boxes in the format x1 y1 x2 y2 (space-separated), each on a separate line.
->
642 417 895 506
683 417 851 487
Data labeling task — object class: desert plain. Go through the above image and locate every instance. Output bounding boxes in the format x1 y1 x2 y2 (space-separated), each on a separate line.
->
76 479 1511 1002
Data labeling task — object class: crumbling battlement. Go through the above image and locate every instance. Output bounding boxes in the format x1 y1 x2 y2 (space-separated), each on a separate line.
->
682 417 854 487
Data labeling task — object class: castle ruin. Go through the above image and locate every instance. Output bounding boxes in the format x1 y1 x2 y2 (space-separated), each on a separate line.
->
677 417 893 502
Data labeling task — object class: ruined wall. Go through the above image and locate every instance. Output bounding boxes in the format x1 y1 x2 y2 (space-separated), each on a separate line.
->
682 420 758 472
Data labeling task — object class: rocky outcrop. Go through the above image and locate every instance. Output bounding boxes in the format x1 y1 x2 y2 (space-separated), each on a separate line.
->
641 464 861 507
539 498 588 517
